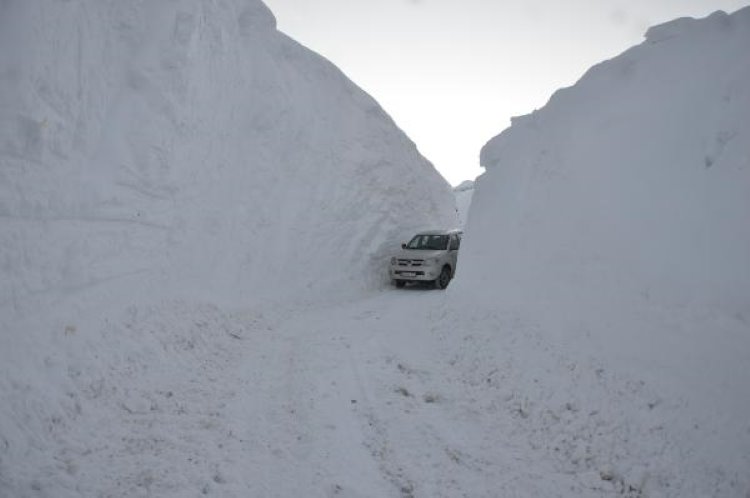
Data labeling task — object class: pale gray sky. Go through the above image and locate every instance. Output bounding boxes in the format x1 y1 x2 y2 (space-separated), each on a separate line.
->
263 0 748 185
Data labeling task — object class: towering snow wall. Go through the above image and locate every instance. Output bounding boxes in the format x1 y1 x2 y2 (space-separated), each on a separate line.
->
461 8 749 313
455 7 750 495
0 0 455 314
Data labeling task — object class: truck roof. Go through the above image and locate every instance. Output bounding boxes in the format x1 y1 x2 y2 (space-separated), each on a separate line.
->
414 228 463 236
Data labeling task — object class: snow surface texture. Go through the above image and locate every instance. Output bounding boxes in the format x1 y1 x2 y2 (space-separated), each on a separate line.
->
456 7 750 496
0 0 455 313
0 0 457 496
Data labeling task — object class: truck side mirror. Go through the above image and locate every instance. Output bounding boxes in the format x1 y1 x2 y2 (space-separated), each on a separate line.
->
401 243 406 249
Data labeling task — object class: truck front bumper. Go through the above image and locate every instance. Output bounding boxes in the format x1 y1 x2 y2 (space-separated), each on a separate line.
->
389 265 439 282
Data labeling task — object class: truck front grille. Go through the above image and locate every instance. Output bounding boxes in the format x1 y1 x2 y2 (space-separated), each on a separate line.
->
397 259 424 267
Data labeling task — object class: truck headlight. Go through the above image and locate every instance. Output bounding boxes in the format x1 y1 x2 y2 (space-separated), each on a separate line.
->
390 257 397 265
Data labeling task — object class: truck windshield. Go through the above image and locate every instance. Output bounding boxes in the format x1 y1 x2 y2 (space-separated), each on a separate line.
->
406 234 449 250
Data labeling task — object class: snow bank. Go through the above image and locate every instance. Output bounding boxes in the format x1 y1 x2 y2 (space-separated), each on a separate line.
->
455 7 750 496
0 0 455 314
0 1 454 495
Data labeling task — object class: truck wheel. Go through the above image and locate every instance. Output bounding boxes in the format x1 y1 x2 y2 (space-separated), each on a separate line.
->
395 280 406 288
435 266 451 289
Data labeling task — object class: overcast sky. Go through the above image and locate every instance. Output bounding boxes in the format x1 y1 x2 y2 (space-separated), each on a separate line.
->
263 0 748 185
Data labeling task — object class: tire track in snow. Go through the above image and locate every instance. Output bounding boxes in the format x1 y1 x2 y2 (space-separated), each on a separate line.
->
347 347 418 498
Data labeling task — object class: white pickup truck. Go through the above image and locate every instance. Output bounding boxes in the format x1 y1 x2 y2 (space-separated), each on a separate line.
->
389 229 462 289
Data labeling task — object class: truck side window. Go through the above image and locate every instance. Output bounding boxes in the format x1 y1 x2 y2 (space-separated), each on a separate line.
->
450 235 460 251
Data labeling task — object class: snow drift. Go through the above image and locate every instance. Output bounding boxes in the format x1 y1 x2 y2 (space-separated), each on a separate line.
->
454 7 750 496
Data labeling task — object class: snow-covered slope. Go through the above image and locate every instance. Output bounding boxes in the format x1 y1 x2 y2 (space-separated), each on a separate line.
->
0 0 455 313
454 7 750 496
0 1 455 495
453 180 474 228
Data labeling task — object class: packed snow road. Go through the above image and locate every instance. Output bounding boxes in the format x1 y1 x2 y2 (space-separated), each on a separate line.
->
2 286 747 497
186 288 520 498
0 288 594 497
225 288 534 498
164 288 573 498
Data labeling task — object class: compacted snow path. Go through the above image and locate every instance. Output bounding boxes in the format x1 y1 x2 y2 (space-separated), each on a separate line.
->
225 289 521 498
3 286 746 497
34 289 540 498
234 289 504 498
224 290 462 497
158 289 674 498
